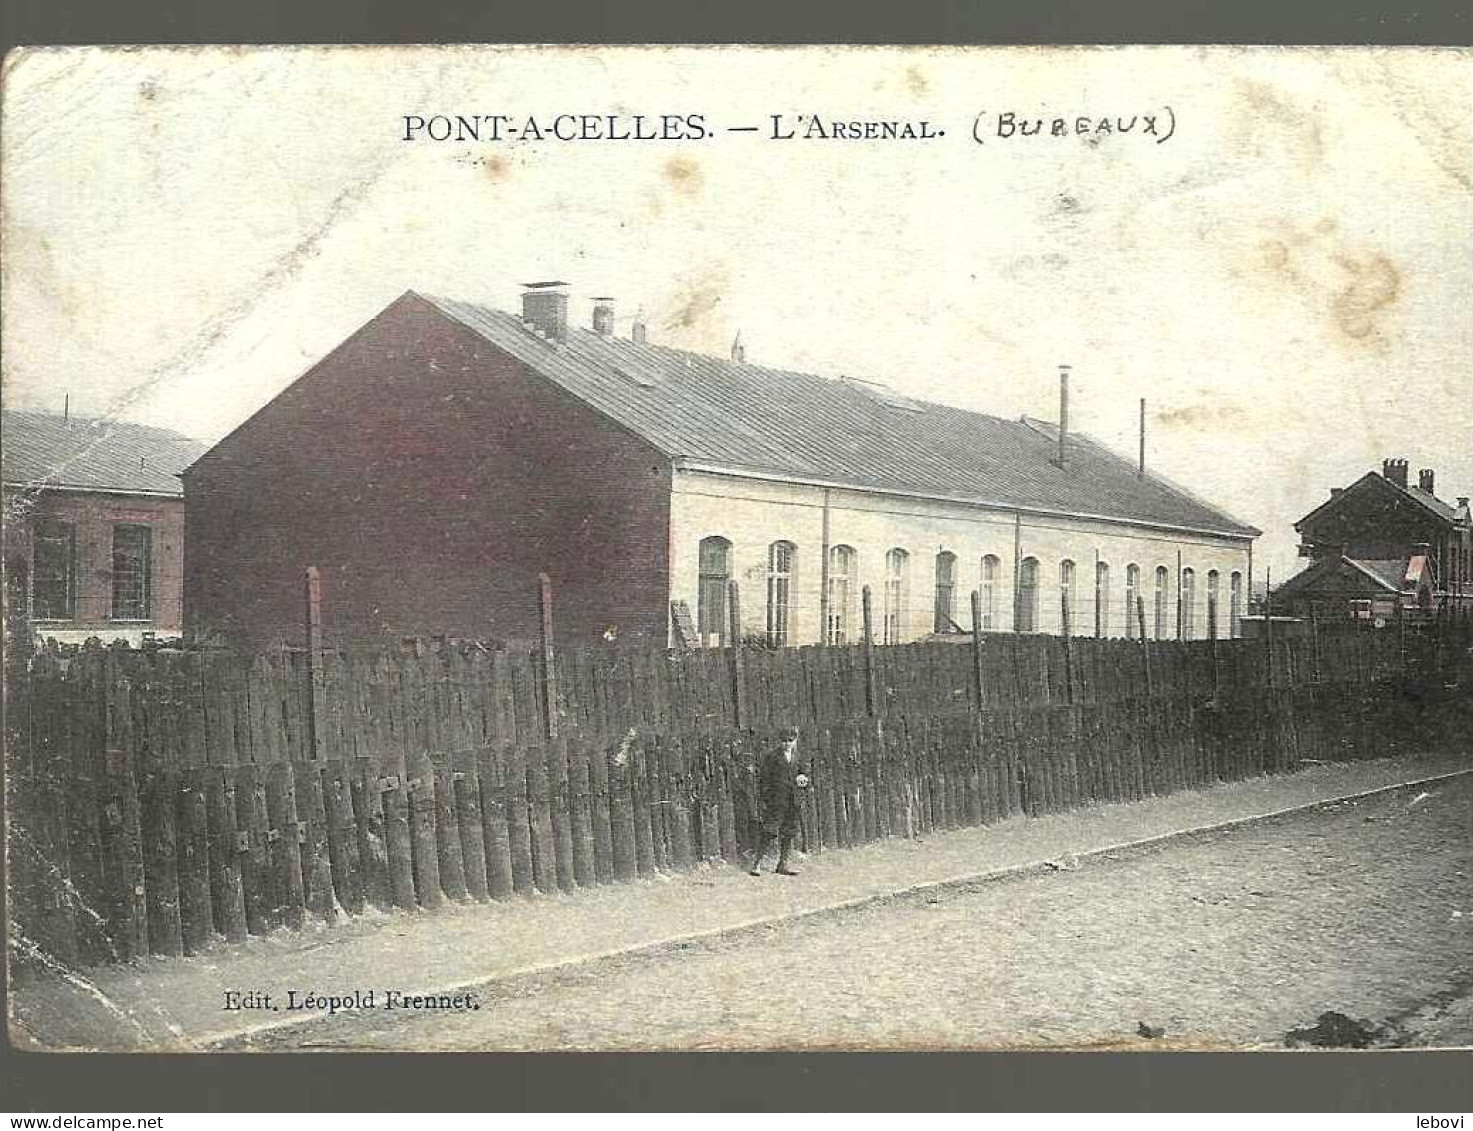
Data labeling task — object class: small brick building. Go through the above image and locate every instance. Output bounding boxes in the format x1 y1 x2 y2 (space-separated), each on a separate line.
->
184 285 1260 652
3 410 204 646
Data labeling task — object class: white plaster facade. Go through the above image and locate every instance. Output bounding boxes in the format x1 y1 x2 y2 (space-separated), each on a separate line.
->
668 467 1254 646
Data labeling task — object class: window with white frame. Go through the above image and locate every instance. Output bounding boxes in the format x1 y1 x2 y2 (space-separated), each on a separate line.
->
933 551 957 633
1059 559 1077 635
697 536 732 644
883 548 909 644
980 554 1001 631
827 545 855 645
1125 563 1141 639
1154 566 1169 640
1095 561 1110 637
1017 557 1040 634
1181 567 1197 641
766 540 796 646
1207 569 1221 639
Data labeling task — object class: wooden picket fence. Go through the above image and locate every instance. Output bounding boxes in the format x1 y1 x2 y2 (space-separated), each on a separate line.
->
8 591 1468 973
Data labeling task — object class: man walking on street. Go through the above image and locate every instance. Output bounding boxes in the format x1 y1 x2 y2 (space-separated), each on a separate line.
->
749 725 810 877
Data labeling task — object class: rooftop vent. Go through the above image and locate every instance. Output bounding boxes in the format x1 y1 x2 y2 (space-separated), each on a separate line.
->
521 281 570 342
591 296 616 336
843 376 927 413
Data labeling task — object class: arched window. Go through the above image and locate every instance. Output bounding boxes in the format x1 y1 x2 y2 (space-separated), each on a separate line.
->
1017 557 1040 633
883 548 910 644
980 555 1001 631
1230 571 1244 638
1059 559 1077 635
933 551 957 633
766 541 796 646
826 545 855 645
1181 568 1197 641
1206 569 1221 640
1125 564 1141 639
1095 561 1110 637
1153 566 1169 640
697 536 732 644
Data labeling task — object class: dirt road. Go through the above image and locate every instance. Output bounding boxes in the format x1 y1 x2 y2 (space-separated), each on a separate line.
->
265 776 1473 1051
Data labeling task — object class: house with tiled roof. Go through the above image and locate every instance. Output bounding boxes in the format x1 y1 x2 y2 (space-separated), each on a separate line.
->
1277 459 1473 622
3 409 206 645
183 286 1260 651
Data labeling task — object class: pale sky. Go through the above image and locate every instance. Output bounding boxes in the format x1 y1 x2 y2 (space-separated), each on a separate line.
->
3 45 1470 582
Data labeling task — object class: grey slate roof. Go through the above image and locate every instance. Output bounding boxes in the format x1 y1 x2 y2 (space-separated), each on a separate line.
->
420 293 1261 539
1296 470 1467 531
1275 555 1406 596
2 410 205 497
1401 483 1463 524
1354 558 1410 590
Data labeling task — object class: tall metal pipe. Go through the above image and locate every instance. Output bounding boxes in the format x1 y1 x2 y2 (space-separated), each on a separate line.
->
1056 365 1071 469
1138 397 1146 478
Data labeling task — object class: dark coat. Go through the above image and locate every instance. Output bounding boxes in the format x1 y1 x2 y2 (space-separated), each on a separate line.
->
756 747 806 837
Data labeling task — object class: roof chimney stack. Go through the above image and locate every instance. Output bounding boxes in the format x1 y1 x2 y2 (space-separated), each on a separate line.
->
590 296 616 336
521 281 570 342
1418 468 1435 494
631 309 647 345
731 332 746 363
1382 457 1408 489
1052 365 1071 470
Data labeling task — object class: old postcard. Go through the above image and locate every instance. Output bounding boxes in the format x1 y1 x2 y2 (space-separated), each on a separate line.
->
3 44 1470 1054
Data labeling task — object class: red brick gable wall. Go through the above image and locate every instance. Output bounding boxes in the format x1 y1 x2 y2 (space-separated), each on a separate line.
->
184 294 672 651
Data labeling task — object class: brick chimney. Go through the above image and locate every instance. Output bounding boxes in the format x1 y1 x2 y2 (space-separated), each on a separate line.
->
1418 468 1435 494
631 309 647 345
1382 457 1408 489
590 296 615 336
522 281 570 341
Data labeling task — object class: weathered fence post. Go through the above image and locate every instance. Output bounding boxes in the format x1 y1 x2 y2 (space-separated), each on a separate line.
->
1309 606 1321 683
5 559 33 672
1061 589 1074 705
538 572 558 740
1395 595 1406 673
728 580 747 729
1210 618 1222 702
304 566 327 761
1136 595 1152 697
861 585 877 716
969 590 985 709
1264 566 1275 689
